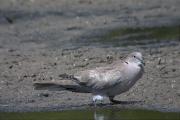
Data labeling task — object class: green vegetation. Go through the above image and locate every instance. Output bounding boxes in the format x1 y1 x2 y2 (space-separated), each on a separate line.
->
103 26 179 40
90 25 180 47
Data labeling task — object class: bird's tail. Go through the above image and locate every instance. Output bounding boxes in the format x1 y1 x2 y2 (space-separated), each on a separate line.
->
58 73 81 84
33 81 90 93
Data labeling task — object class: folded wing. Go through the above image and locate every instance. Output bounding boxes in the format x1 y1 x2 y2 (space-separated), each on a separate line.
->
74 65 124 90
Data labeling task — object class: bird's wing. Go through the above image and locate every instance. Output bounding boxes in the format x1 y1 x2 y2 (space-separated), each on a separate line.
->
74 64 125 90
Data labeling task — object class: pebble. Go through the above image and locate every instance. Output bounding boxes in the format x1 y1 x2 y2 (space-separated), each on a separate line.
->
39 93 49 97
176 90 180 96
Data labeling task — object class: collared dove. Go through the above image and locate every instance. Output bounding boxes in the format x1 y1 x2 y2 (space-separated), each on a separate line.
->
34 52 145 104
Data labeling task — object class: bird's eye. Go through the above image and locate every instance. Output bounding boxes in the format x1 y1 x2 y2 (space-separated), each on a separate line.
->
133 56 136 58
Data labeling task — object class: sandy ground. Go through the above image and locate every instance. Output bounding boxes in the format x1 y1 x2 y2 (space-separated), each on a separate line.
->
0 0 180 112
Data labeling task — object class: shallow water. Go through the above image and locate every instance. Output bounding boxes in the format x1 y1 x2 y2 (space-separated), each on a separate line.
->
0 108 179 120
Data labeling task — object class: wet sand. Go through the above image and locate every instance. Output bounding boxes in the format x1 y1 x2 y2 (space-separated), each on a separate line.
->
0 0 180 112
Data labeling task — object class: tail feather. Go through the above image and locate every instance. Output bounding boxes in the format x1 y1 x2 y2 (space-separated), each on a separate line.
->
33 82 90 93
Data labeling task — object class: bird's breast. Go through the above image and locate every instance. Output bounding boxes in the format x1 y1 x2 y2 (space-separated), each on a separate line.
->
106 63 143 96
124 62 143 80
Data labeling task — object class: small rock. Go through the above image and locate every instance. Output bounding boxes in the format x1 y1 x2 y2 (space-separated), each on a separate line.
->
158 58 161 65
4 16 13 24
84 58 89 61
66 26 81 31
67 98 72 100
172 69 176 72
49 76 53 80
39 93 49 97
9 65 13 69
176 90 180 96
23 75 28 78
53 62 57 66
31 74 36 78
107 55 113 60
158 58 165 65
8 49 15 52
28 99 35 103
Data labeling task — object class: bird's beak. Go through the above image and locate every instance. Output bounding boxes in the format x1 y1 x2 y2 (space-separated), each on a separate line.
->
141 60 145 66
137 58 145 66
138 60 145 68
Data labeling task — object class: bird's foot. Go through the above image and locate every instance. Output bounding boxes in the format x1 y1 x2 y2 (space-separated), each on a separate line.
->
92 95 104 107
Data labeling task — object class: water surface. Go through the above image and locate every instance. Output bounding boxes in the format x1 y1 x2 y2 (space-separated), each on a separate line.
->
0 108 179 120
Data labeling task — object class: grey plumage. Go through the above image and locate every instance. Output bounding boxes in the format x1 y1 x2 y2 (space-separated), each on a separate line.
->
34 52 145 104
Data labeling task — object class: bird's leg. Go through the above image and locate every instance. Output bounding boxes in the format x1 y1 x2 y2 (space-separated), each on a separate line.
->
92 95 104 106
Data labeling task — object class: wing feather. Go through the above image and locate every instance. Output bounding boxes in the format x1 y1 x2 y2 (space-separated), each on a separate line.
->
74 63 125 90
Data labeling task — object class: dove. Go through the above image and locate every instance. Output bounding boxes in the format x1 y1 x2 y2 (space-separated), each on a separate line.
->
34 52 145 104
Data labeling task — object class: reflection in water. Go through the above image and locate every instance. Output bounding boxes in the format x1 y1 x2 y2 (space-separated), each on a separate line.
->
0 108 180 120
94 110 107 120
93 108 180 120
94 110 117 120
94 111 105 120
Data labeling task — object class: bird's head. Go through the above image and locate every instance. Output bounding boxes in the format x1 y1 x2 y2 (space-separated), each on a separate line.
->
126 52 145 67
